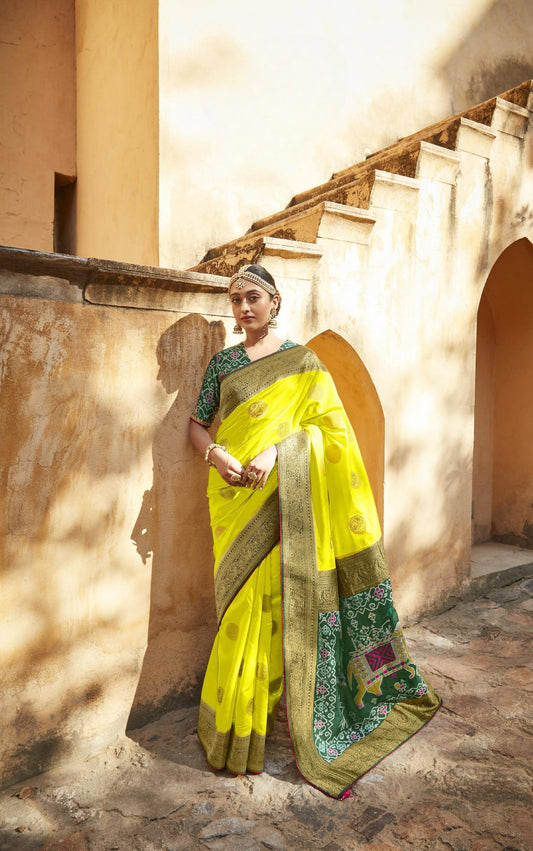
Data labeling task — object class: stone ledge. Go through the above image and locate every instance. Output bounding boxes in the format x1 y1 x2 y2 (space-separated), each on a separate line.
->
416 141 461 185
0 245 89 286
466 560 533 601
491 97 530 138
0 245 229 307
258 237 323 285
259 236 322 260
87 258 228 294
0 269 83 303
317 202 376 244
370 170 420 213
455 118 496 158
84 284 231 316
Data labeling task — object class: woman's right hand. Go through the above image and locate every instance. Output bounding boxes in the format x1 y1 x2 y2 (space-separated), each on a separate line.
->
210 447 245 485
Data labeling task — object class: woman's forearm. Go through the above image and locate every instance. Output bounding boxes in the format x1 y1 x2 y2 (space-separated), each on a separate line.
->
188 419 228 469
188 419 214 455
188 418 246 483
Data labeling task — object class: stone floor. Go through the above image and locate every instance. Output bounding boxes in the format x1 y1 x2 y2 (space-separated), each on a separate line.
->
1 574 532 851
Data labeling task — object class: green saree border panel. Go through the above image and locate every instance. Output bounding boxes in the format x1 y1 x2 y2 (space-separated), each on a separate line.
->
214 489 280 624
219 345 327 422
278 431 441 798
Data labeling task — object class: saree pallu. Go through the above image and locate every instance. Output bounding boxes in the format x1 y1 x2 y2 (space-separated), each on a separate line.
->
198 345 440 798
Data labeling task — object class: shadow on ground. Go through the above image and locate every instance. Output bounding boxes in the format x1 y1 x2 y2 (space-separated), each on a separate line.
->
1 575 532 851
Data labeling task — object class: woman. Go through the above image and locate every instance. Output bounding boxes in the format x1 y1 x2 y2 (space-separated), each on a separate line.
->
188 264 440 798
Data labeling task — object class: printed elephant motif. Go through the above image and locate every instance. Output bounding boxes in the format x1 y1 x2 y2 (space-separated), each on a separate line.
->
347 625 416 708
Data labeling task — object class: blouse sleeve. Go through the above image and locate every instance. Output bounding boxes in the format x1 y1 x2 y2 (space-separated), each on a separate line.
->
190 353 221 426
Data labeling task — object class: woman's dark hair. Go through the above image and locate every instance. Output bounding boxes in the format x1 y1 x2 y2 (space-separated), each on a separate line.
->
246 264 277 292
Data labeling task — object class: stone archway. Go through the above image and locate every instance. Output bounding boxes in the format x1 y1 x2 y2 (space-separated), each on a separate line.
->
472 237 533 548
306 329 385 529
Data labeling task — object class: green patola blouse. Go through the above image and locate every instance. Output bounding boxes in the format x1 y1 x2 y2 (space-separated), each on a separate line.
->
191 340 297 426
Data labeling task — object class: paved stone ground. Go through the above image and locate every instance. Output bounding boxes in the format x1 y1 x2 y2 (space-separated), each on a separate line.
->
1 576 532 851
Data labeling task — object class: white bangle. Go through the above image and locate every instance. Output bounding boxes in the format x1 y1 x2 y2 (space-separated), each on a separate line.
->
204 443 226 465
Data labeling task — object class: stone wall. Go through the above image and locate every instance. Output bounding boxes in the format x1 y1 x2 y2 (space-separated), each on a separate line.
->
0 256 230 788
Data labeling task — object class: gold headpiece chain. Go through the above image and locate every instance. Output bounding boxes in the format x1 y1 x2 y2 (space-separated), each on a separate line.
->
228 266 277 296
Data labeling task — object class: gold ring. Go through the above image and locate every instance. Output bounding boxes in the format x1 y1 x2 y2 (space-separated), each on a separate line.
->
248 471 258 481
230 473 242 483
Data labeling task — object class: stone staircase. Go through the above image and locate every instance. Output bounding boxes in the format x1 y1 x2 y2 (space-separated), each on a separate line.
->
190 80 532 279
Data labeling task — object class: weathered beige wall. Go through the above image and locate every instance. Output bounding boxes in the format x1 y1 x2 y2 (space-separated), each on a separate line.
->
472 295 496 543
75 0 159 265
0 285 224 787
0 0 76 250
159 0 533 269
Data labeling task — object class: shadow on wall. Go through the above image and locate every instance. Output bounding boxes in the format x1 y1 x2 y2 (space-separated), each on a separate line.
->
128 313 226 730
438 0 533 111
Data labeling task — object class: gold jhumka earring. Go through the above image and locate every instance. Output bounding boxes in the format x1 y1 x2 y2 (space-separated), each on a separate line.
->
268 311 277 328
233 322 244 334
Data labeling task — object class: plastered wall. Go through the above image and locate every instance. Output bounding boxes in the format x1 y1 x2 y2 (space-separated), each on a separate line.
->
0 0 76 250
75 0 159 265
0 285 224 787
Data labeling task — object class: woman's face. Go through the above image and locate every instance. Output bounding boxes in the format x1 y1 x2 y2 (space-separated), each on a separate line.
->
229 282 278 331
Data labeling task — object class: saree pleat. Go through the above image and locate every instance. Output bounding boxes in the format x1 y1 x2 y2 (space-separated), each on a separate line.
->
198 345 440 796
198 544 284 773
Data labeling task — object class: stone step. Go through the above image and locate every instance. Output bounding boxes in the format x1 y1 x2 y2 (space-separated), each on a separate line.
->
190 80 532 278
288 80 532 208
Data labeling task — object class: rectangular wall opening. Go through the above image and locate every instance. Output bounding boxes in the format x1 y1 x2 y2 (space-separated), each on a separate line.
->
54 173 77 255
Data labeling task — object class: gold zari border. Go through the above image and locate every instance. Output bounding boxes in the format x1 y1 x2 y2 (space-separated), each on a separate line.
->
317 569 339 613
214 489 280 624
198 701 267 774
219 346 327 422
336 538 390 598
278 430 322 782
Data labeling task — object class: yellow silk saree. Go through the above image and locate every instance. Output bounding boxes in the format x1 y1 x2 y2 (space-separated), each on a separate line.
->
198 345 440 798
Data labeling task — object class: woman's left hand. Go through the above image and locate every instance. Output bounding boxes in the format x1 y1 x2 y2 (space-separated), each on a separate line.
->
243 445 278 490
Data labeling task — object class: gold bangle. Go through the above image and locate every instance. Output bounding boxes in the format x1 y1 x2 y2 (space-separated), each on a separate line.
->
204 443 226 465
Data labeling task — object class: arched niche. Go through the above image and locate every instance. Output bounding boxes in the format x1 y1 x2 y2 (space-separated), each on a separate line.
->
472 237 533 548
306 329 385 528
